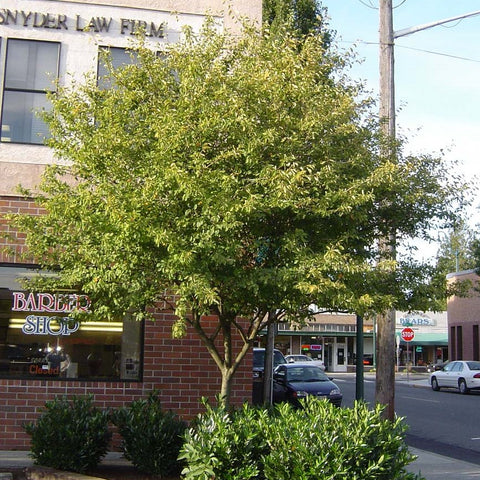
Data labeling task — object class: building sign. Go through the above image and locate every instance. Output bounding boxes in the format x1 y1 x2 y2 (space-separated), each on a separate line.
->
399 316 435 327
12 292 90 336
0 9 166 38
302 344 322 351
12 292 91 313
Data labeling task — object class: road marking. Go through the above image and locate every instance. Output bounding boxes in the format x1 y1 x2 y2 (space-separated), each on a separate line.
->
400 395 441 403
471 438 480 441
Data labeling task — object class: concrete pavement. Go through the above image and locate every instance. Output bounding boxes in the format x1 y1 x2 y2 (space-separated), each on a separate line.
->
1 447 480 479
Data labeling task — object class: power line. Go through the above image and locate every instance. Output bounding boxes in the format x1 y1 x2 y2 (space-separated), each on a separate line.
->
396 44 480 63
356 0 407 10
357 0 378 10
337 39 480 64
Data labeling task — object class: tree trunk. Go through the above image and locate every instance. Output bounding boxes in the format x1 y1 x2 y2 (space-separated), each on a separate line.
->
219 367 233 407
375 309 396 420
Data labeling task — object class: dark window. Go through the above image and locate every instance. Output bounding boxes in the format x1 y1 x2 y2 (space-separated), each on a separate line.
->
0 265 142 381
450 326 456 359
1 39 59 144
457 326 463 360
474 325 479 361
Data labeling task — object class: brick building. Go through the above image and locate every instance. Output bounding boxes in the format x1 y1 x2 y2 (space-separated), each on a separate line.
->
0 0 261 449
447 270 480 361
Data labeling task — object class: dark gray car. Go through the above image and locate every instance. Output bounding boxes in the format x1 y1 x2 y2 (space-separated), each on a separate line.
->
273 363 342 407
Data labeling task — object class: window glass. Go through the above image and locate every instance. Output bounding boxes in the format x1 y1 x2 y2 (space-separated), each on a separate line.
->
450 362 461 372
467 361 480 371
2 91 51 143
0 266 143 381
443 362 454 372
97 47 138 88
5 40 59 90
1 39 59 144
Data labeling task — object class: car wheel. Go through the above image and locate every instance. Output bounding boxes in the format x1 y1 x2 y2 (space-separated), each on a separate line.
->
431 377 440 391
459 379 469 395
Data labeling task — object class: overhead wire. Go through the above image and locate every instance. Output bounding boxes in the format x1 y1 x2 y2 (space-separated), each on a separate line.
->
356 0 408 10
336 39 480 64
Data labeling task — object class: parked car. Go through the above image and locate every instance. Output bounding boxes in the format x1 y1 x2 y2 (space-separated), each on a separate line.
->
253 347 286 379
427 361 448 373
285 354 326 371
363 354 374 366
430 360 480 394
272 363 342 407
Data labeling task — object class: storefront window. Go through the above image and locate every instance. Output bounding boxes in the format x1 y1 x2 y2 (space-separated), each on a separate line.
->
0 266 143 380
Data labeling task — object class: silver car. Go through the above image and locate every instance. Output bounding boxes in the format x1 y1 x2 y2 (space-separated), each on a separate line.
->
285 354 326 371
430 360 480 394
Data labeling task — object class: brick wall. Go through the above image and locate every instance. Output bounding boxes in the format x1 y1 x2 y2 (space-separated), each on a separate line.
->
0 312 253 450
447 270 480 361
0 196 43 263
0 196 253 450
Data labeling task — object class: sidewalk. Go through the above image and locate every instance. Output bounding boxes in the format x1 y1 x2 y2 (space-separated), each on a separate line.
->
1 448 480 480
408 447 480 479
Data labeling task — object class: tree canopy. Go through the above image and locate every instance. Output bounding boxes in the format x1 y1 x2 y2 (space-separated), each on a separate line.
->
6 18 468 404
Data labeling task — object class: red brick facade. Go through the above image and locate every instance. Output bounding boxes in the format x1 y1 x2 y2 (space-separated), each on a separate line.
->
0 196 42 264
0 196 253 450
447 270 480 362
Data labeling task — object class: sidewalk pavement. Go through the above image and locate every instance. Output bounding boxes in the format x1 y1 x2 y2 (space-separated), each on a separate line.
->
1 447 480 480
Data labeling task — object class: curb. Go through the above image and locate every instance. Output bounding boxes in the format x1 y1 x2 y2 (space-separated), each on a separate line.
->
25 467 106 480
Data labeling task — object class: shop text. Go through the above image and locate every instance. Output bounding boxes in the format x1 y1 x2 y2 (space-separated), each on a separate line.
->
12 292 91 313
22 315 79 336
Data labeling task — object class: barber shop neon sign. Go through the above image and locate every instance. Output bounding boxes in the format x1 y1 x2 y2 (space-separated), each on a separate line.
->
12 292 91 336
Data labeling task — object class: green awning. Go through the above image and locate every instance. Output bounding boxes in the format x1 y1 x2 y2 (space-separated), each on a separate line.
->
397 332 447 346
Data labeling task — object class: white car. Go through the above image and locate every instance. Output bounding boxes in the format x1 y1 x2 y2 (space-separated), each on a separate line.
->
430 360 480 394
285 354 326 371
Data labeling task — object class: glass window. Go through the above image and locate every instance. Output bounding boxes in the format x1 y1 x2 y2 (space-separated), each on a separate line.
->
0 266 143 381
97 46 138 89
1 39 59 144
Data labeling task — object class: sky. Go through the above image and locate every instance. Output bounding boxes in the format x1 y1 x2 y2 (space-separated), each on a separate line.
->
322 0 480 260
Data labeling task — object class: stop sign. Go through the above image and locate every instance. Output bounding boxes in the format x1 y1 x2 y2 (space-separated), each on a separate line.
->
401 327 415 342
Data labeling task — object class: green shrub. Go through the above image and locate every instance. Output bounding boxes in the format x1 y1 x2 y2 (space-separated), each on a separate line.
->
24 395 111 473
179 401 271 480
111 391 187 476
180 398 425 480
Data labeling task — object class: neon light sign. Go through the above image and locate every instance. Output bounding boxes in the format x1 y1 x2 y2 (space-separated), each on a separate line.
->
12 292 90 336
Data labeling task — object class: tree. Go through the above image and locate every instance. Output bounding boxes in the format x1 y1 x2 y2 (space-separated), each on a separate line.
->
436 219 478 274
263 0 332 41
6 19 467 407
433 219 480 301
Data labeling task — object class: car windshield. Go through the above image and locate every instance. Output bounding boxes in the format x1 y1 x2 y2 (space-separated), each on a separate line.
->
254 350 286 368
467 361 480 371
274 351 287 366
253 350 265 368
286 366 328 382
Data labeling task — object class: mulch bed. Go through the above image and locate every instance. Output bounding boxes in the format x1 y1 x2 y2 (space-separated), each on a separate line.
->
1 466 181 480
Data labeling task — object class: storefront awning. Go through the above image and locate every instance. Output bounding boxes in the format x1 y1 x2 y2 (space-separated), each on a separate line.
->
398 332 447 346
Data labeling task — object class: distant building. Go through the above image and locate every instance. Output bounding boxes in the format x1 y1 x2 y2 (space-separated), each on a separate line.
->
447 270 480 361
260 310 447 372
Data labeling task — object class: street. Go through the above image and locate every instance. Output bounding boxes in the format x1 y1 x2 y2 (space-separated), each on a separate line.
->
334 373 480 465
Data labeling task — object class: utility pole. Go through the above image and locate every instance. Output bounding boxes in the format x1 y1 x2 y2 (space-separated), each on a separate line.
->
377 0 396 422
377 2 480 421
